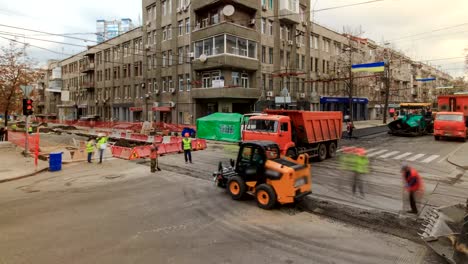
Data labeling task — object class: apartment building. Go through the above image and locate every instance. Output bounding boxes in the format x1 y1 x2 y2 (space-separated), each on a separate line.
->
40 0 452 123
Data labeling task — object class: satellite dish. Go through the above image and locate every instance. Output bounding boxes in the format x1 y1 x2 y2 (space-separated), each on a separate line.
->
222 5 235 17
199 54 207 63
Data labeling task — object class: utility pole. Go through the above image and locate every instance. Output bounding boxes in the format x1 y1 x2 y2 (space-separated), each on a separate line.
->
348 47 354 122
383 49 391 124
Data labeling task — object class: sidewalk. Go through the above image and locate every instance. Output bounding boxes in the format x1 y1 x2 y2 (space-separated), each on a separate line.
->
342 119 387 132
0 142 49 183
447 141 468 169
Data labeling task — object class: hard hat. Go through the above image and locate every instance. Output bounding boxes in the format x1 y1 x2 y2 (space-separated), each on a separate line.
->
355 148 366 156
342 146 355 154
184 132 190 137
401 162 409 171
98 133 104 137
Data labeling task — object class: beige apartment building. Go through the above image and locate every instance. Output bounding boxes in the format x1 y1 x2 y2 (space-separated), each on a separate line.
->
40 0 452 123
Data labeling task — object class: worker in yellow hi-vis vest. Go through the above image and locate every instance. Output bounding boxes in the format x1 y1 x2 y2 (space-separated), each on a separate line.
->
181 133 192 164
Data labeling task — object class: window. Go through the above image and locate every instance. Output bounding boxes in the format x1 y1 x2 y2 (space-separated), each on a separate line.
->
168 76 173 89
269 0 273 9
268 47 273 64
153 31 157 45
301 55 305 70
162 0 167 15
261 46 266 63
232 72 239 86
178 75 184 91
167 25 172 40
185 18 190 34
162 77 167 92
178 47 184 64
261 18 266 34
147 56 152 70
186 74 191 91
147 32 152 45
202 71 220 88
203 38 213 56
281 123 288 132
324 39 330 52
214 35 223 55
313 35 319 49
280 26 283 39
185 45 191 63
241 73 249 88
162 52 167 67
268 20 273 35
220 124 234 134
147 6 153 23
162 27 167 41
168 50 173 66
178 20 183 36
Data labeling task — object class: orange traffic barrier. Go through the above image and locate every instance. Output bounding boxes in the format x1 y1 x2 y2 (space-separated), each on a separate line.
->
113 147 133 160
164 142 182 154
111 146 124 157
157 144 167 155
169 136 182 144
132 145 151 158
191 139 199 151
129 149 139 160
154 136 163 143
198 139 207 150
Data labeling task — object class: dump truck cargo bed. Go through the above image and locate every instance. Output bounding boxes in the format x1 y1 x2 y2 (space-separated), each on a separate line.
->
264 110 342 145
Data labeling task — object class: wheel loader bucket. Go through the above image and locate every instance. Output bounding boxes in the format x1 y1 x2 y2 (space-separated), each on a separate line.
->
419 203 468 264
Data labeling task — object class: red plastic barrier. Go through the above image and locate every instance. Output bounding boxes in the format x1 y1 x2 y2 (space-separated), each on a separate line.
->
120 132 126 138
198 139 207 150
130 134 149 142
154 136 163 143
111 146 124 156
157 144 167 155
170 136 182 144
112 147 133 160
164 142 182 154
191 139 199 151
132 145 151 158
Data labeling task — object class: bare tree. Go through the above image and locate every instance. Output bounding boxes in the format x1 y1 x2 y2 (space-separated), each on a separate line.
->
0 41 40 139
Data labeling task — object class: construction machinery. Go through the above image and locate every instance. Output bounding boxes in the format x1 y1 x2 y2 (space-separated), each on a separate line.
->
419 200 468 264
213 141 311 210
242 110 342 161
388 103 434 136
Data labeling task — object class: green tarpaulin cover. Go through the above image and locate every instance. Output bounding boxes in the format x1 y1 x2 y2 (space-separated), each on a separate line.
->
196 112 243 142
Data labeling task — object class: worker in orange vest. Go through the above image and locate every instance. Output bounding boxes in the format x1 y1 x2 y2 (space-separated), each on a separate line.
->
401 162 424 214
150 142 161 172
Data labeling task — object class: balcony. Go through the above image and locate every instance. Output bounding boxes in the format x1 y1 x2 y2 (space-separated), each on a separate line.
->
192 54 258 71
191 87 261 99
80 63 95 73
279 0 300 24
82 81 95 90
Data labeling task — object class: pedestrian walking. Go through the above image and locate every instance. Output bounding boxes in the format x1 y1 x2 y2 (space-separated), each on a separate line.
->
96 133 108 164
351 148 369 197
346 121 355 139
150 142 161 172
86 138 96 163
401 162 424 214
181 133 192 164
0 127 4 141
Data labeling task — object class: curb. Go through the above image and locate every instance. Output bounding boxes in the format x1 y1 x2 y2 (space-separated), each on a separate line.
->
446 156 468 170
0 167 49 184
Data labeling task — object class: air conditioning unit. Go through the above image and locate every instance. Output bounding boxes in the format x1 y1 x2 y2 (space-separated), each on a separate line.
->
189 52 194 58
145 44 150 50
299 93 306 99
176 7 181 13
262 4 268 11
250 19 256 25
288 40 293 45
169 101 176 107
153 102 159 107
146 21 151 27
154 89 160 95
169 88 176 94
266 91 274 97
302 21 307 26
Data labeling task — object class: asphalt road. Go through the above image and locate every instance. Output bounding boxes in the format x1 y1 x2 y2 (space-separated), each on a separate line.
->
0 157 428 264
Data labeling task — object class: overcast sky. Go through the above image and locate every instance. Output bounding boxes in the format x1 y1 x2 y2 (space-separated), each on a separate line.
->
0 0 466 78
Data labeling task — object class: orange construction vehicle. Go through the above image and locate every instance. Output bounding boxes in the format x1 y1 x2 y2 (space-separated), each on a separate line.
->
242 110 342 161
435 95 468 142
213 141 311 209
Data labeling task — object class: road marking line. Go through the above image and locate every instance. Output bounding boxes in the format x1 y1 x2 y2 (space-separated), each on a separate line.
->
367 149 388 157
421 155 440 163
364 148 378 153
393 152 413 160
407 153 425 161
379 151 400 158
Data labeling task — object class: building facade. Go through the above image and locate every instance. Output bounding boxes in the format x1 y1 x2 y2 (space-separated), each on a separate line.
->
40 0 453 123
97 19 136 43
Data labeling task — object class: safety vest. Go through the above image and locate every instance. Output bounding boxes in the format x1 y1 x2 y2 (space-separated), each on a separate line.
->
353 155 369 174
28 127 33 133
97 137 108 149
182 138 192 150
86 141 94 153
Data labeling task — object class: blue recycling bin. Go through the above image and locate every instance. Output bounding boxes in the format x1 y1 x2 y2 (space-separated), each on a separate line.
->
49 152 63 172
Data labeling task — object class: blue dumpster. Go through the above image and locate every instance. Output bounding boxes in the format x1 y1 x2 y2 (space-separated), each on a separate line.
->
49 152 63 172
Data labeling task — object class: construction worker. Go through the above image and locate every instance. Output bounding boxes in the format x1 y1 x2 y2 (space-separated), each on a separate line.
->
150 142 161 172
96 133 108 164
401 162 424 214
181 132 192 164
28 126 33 134
351 148 369 197
346 121 355 139
86 138 96 163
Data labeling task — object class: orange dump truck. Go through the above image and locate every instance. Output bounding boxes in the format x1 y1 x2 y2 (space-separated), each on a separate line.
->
242 110 343 161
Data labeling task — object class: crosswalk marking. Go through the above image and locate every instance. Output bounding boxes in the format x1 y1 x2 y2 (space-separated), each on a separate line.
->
407 154 425 161
367 149 388 157
364 148 378 154
393 152 413 160
421 155 440 163
379 151 400 158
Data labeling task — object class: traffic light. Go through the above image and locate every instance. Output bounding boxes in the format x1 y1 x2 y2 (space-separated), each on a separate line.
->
23 98 34 116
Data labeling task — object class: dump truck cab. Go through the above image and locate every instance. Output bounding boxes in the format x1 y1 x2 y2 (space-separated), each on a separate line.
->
213 141 312 209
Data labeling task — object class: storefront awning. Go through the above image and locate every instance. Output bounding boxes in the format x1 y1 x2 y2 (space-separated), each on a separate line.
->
130 107 143 112
152 106 172 112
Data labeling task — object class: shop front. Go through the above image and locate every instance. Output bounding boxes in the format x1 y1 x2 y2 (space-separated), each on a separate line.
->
320 97 369 121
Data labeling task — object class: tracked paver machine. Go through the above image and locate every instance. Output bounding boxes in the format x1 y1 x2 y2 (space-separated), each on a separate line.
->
419 200 468 263
388 103 434 136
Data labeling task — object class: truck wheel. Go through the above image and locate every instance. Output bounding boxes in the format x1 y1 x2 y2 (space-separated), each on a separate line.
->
434 136 440 141
286 148 297 159
255 184 277 210
318 144 327 161
327 142 337 158
227 176 247 200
